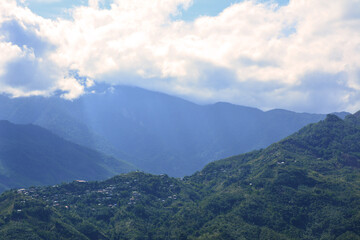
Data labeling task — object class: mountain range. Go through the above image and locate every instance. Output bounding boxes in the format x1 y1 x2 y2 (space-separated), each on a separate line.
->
0 112 359 239
0 85 348 176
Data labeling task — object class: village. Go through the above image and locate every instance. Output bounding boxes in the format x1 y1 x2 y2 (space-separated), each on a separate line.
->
15 173 182 213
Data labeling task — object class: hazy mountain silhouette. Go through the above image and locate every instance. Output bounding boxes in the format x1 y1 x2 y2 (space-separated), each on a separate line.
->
0 85 348 176
0 120 135 192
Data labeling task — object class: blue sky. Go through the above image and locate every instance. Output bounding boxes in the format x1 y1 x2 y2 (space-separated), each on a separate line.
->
23 0 289 20
18 0 88 19
180 0 289 20
2 0 360 113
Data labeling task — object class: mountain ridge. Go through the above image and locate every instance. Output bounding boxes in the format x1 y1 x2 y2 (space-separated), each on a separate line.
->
0 111 359 239
0 120 135 192
0 85 350 176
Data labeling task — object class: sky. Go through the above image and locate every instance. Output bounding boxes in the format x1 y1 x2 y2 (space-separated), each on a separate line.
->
0 0 360 113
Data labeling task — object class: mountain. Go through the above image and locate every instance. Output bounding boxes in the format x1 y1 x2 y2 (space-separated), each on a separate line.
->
0 121 135 192
0 112 359 239
0 85 349 176
186 113 360 239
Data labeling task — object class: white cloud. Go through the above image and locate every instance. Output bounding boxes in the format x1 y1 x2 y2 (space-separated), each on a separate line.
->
57 77 85 99
1 0 360 113
0 41 23 76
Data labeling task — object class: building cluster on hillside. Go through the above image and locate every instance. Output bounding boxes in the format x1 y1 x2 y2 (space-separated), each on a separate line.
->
16 176 181 211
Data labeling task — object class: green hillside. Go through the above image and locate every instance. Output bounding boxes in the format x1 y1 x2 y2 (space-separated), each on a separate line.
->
0 121 135 192
0 113 359 239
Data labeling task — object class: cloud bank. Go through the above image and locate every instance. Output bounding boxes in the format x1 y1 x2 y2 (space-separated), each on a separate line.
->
1 0 360 113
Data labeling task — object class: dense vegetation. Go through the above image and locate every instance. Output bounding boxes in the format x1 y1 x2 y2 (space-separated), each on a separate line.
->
0 113 359 239
0 121 135 192
0 85 345 176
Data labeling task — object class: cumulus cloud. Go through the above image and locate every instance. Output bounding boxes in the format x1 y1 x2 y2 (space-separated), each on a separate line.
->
1 0 360 113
